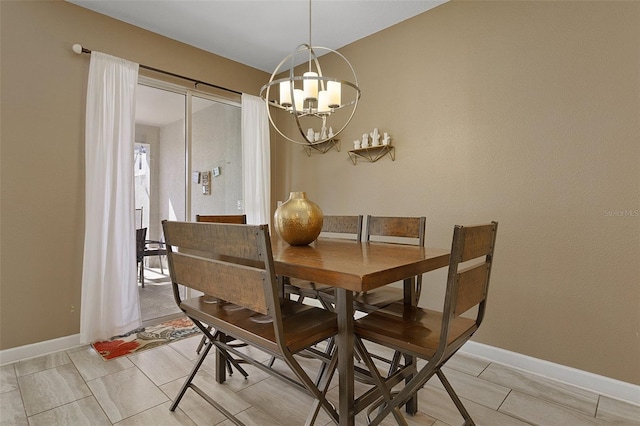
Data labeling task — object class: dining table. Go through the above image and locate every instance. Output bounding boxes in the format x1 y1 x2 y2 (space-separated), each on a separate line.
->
268 236 450 426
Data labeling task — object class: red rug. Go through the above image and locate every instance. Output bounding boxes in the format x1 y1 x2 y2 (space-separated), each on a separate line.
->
92 317 200 360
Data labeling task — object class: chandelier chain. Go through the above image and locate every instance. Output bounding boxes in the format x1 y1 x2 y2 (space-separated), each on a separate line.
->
308 0 312 72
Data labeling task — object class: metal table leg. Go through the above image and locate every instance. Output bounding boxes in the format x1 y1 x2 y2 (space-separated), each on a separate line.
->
336 288 355 426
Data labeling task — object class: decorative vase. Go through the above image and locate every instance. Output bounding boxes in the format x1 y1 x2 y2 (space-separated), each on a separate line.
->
274 192 323 246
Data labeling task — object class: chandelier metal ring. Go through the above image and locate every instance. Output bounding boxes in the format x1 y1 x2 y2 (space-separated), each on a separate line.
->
260 43 361 146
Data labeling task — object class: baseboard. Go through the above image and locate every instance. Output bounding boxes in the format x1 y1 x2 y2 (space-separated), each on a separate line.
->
0 334 81 366
1 333 638 406
461 340 640 406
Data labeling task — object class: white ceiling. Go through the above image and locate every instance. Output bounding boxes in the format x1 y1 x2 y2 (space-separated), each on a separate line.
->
68 0 446 126
68 0 446 73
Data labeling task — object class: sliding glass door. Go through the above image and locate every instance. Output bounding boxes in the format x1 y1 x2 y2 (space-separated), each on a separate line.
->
189 94 242 220
135 78 242 322
136 79 242 232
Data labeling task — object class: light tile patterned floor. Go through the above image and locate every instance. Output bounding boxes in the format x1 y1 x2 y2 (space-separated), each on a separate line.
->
1 332 638 425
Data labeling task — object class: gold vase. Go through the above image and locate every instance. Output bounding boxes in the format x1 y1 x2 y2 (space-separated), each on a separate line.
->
274 192 323 246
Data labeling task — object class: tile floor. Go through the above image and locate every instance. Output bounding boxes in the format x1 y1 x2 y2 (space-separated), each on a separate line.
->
137 268 179 323
1 329 639 425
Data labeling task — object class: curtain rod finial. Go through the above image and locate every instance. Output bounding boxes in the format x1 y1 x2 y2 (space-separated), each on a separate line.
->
72 44 83 54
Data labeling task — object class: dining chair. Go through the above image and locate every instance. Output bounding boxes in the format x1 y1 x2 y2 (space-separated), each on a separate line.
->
163 221 339 425
353 222 498 426
135 227 167 288
351 215 426 312
285 214 363 307
135 207 143 229
195 214 247 224
193 214 248 374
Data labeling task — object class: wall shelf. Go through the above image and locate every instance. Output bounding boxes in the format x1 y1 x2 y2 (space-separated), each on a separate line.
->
348 145 395 164
303 138 340 156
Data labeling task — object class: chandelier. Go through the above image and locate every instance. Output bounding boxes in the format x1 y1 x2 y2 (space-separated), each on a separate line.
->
260 0 361 146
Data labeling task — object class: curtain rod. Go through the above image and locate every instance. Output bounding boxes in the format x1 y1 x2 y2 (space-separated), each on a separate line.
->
72 44 242 96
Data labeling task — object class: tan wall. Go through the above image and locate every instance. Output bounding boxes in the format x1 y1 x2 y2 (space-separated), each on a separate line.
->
1 0 638 387
274 1 640 384
0 0 268 349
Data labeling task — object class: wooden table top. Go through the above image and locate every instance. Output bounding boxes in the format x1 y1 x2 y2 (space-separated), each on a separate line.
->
271 237 450 292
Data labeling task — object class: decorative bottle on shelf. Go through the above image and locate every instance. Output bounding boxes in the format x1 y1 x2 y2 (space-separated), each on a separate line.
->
361 133 369 148
274 192 323 246
371 128 380 146
383 132 391 145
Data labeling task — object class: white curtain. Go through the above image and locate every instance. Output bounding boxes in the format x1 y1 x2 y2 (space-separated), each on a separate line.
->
242 94 271 225
80 52 140 343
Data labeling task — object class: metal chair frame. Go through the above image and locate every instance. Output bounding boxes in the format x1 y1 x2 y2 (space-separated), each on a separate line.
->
195 214 247 224
163 221 339 425
193 214 249 375
353 222 498 426
355 215 426 309
135 227 167 288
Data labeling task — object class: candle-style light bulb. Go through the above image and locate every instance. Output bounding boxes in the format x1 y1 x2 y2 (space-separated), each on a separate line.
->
327 81 341 108
279 80 292 107
317 90 330 114
293 89 304 112
303 71 318 101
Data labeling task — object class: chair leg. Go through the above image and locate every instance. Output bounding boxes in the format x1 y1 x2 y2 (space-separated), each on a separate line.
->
304 345 339 426
196 326 249 379
314 337 335 387
171 337 245 425
195 326 212 355
366 359 440 426
387 350 403 376
436 369 475 425
170 336 212 411
354 337 407 426
219 346 249 378
267 356 276 367
196 335 207 355
317 293 335 311
139 261 145 288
